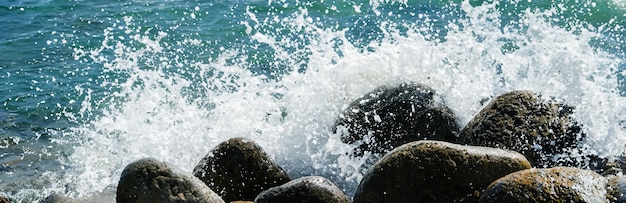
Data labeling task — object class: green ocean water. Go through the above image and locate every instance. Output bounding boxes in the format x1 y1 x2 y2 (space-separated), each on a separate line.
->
0 0 625 201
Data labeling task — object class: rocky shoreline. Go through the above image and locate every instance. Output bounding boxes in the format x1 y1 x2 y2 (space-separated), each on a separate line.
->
4 82 626 202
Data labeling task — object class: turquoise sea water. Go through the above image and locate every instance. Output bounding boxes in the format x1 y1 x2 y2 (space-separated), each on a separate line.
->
1 0 625 201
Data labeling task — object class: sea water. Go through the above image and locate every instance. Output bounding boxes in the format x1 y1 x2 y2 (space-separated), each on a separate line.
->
0 0 624 201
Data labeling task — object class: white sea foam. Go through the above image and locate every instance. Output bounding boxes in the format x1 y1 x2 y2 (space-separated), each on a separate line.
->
611 0 626 10
54 0 626 199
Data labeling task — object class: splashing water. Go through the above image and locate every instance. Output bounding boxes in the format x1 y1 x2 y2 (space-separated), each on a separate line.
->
1 0 624 201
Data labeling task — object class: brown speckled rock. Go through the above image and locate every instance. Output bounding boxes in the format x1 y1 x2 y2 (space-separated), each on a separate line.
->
255 176 351 203
353 140 531 203
458 91 586 168
193 137 291 202
607 175 626 203
334 82 460 157
479 167 607 203
116 158 224 203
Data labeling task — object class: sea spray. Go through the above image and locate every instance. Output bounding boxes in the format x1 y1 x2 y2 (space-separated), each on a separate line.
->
1 0 623 201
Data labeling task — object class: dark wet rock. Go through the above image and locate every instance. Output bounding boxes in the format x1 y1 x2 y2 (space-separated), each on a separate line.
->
116 158 224 203
602 154 626 176
0 196 10 203
353 140 531 203
458 90 586 168
607 175 626 203
255 176 351 203
479 167 607 203
193 137 291 202
334 82 460 157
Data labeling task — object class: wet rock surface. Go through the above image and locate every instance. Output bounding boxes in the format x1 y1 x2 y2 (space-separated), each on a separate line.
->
602 154 626 176
458 90 586 168
255 176 351 203
116 158 224 203
334 82 460 157
607 175 626 203
479 167 607 203
193 137 291 202
353 140 531 203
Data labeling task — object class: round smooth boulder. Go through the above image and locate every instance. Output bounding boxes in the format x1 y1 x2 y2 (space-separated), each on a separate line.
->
353 140 531 203
334 82 460 156
193 137 291 202
116 158 224 203
458 91 585 168
479 167 607 202
255 176 351 203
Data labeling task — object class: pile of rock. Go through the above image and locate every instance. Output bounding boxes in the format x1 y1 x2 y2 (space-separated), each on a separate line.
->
39 82 625 203
115 138 351 203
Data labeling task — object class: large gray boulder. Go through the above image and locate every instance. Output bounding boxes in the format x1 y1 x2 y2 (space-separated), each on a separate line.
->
458 91 586 168
116 158 224 203
334 82 460 157
193 137 291 202
353 140 531 203
479 167 607 202
255 176 351 203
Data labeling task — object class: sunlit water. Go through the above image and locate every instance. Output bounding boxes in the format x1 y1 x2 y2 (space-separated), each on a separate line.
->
0 0 625 201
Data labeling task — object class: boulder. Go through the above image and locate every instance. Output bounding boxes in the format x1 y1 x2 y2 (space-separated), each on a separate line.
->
116 158 224 203
334 82 460 157
353 140 531 203
479 167 607 202
458 91 586 168
255 176 351 203
193 137 291 202
0 196 10 203
607 175 626 203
